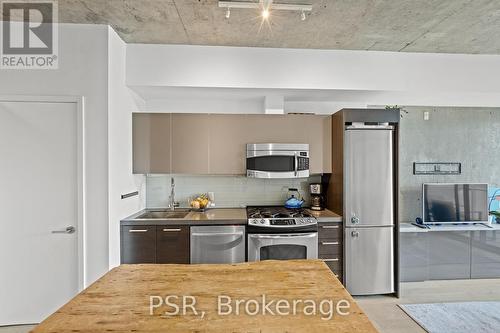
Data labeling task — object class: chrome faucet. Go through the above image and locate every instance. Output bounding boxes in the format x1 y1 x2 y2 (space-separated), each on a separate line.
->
169 177 179 210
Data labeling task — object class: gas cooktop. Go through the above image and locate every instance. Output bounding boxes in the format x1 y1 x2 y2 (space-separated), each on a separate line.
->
246 206 317 227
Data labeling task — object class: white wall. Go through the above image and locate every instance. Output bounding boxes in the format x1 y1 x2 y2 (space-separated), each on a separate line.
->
127 44 500 92
107 28 145 268
127 44 500 110
0 23 110 285
0 23 144 285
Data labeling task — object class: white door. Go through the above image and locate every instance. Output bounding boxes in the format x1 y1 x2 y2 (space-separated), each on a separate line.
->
0 101 81 325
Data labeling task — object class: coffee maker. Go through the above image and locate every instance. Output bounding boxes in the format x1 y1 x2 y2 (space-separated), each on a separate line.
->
309 183 324 211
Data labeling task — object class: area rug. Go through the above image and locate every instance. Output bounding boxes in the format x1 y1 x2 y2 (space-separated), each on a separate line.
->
399 302 500 333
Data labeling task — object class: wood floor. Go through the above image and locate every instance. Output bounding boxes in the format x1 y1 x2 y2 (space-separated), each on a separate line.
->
2 279 499 333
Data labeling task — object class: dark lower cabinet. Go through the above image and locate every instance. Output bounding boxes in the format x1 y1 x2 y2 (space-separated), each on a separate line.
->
318 222 343 281
120 225 190 264
121 226 156 264
156 226 190 264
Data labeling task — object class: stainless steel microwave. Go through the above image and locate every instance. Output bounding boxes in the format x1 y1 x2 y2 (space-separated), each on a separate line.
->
246 143 310 178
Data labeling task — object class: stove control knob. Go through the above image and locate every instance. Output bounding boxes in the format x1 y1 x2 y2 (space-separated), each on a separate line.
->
260 219 265 224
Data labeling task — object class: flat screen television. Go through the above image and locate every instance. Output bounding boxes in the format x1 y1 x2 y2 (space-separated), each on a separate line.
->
423 183 488 224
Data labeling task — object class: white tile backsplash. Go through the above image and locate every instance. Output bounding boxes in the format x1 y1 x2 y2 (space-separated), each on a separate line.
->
146 174 321 208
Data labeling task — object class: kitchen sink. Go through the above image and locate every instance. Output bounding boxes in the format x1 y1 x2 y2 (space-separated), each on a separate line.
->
137 210 190 219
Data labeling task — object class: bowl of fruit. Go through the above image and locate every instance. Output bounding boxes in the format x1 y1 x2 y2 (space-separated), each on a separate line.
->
189 194 211 211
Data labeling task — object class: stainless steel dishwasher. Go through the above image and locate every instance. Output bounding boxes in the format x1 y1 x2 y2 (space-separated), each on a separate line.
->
190 225 245 264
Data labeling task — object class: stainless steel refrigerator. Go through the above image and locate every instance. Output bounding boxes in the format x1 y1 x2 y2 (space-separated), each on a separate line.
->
344 125 395 295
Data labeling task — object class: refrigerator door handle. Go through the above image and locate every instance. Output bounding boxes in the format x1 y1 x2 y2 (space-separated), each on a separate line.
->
351 231 359 238
350 216 360 224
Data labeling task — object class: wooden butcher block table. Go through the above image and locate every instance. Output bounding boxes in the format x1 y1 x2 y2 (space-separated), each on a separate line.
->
32 260 378 333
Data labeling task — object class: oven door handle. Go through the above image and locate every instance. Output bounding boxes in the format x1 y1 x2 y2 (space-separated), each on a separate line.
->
249 233 317 240
192 232 244 237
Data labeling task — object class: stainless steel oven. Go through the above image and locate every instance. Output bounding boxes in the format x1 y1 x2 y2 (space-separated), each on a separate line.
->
246 206 318 261
247 233 318 261
246 143 309 179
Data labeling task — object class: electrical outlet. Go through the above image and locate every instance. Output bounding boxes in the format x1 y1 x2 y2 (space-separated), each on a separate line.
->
423 111 430 121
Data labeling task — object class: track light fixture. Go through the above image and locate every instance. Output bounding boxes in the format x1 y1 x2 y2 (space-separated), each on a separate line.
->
219 0 312 21
262 8 270 19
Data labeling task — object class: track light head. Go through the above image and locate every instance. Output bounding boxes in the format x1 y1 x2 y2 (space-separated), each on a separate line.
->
218 1 312 22
262 8 270 20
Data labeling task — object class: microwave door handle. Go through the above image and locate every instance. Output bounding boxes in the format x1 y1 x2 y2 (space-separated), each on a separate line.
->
294 153 298 177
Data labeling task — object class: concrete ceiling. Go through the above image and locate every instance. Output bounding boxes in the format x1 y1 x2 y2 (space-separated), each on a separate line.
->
55 0 500 54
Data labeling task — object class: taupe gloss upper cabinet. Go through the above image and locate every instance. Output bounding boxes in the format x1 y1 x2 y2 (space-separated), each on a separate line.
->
133 113 172 174
133 113 332 175
208 114 249 174
171 114 210 174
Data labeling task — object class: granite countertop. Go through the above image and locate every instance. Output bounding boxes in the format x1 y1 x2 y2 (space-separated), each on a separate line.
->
306 209 342 223
121 208 247 226
400 222 500 233
121 207 342 226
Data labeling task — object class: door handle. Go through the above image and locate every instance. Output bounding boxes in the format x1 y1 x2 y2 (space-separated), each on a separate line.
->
351 231 359 238
351 216 360 224
129 229 148 233
320 241 339 245
191 232 244 237
321 225 339 229
52 226 75 234
249 233 317 239
294 153 298 177
162 228 181 232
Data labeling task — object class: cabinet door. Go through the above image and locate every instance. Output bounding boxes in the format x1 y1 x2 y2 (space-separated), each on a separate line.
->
318 223 342 239
208 115 249 174
471 230 500 278
301 115 332 174
121 226 156 264
318 222 343 280
400 232 429 282
156 226 190 264
171 114 209 174
345 227 394 295
133 113 171 174
322 259 343 282
428 231 471 280
243 114 332 174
